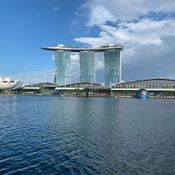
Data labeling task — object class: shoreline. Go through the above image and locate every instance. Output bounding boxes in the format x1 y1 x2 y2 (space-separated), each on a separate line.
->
1 93 175 99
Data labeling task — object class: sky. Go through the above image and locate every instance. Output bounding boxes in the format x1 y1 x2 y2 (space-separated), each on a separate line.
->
0 0 175 84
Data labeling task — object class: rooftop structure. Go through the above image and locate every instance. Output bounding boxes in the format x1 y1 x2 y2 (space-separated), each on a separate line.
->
42 44 123 52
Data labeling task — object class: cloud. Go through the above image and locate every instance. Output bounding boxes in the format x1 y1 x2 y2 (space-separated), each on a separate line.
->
122 35 175 80
87 5 116 26
75 18 175 47
75 0 175 81
81 0 175 26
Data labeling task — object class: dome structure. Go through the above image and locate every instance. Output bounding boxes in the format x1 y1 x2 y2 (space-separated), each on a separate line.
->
136 88 148 99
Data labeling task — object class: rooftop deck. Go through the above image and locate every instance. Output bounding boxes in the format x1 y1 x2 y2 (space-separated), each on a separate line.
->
42 45 123 52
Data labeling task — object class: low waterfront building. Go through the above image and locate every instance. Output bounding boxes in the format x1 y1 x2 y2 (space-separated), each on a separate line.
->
111 78 175 98
20 82 109 96
13 78 175 98
55 82 110 96
21 82 56 95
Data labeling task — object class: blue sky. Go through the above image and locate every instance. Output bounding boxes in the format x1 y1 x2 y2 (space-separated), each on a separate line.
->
0 0 84 82
0 0 175 83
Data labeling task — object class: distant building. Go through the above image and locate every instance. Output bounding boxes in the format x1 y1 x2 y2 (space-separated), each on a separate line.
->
42 44 123 86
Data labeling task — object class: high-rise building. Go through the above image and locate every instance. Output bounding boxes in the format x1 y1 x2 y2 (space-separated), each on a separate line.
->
42 45 123 86
80 51 95 83
55 50 70 85
104 49 121 86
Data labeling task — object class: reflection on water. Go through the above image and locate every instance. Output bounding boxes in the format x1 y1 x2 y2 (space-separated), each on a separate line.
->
0 96 175 175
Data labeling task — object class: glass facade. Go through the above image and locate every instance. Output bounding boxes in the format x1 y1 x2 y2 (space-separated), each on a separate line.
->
51 48 122 85
80 51 95 83
104 49 121 86
55 51 70 85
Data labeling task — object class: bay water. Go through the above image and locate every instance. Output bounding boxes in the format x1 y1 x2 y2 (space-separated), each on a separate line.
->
0 96 175 175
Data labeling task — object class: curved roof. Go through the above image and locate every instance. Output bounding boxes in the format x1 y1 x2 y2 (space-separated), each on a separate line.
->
42 45 123 52
114 78 175 86
0 78 21 89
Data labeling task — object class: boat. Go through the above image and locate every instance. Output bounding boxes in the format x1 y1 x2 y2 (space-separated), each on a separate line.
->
0 77 21 90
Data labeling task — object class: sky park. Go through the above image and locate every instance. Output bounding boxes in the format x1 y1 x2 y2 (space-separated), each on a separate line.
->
1 44 175 99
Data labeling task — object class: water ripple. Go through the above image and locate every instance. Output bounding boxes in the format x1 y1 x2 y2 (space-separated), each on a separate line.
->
0 97 175 174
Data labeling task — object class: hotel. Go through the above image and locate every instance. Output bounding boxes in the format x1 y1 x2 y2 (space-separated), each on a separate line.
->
42 44 123 86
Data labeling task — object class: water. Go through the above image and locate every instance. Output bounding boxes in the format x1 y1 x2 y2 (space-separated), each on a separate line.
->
0 96 175 175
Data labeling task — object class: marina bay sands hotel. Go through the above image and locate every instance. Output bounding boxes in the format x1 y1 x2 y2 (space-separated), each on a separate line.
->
42 44 123 86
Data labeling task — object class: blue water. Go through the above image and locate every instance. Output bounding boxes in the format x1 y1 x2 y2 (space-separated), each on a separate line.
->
0 96 175 175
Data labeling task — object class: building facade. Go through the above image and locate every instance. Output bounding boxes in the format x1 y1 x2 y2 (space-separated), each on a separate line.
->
42 45 123 86
80 51 95 83
55 50 70 85
104 50 121 86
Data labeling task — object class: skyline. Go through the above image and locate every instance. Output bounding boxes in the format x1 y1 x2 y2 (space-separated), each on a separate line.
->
0 0 175 84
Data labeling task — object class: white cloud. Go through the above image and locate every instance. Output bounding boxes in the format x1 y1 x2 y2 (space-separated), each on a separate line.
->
82 0 175 26
122 36 175 80
75 0 175 80
75 19 175 47
87 5 116 26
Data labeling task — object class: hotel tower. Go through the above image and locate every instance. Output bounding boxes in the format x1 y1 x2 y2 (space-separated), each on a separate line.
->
42 44 123 86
